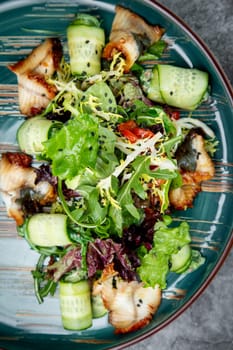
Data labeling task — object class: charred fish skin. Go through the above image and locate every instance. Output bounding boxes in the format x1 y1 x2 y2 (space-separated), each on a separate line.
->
0 152 57 226
169 129 215 210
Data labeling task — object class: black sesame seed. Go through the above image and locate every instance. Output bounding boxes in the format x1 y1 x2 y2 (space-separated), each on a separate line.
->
85 40 90 44
112 276 117 289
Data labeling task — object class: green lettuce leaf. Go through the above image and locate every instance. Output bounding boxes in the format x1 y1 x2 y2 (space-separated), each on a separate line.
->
137 218 191 288
153 220 191 256
137 251 169 289
65 125 118 190
43 113 99 180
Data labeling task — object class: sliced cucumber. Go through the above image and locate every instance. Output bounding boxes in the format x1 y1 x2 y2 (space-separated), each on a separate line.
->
84 81 117 113
174 255 192 274
144 64 209 110
67 14 105 76
158 64 209 110
187 249 206 272
170 244 192 272
147 66 164 104
91 294 108 318
59 280 92 330
27 213 72 247
17 116 58 155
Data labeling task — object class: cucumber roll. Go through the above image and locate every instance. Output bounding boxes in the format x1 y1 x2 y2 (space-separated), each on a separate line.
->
141 64 209 110
17 116 60 156
59 280 92 330
67 13 105 76
27 213 72 247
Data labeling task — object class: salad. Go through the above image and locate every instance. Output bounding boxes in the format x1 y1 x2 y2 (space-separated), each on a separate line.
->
0 5 217 334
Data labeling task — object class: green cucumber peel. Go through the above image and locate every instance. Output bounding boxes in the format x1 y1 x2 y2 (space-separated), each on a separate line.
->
70 13 101 28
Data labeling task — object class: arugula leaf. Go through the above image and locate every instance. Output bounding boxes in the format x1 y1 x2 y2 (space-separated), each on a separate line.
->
81 187 108 226
130 63 145 78
43 113 99 180
131 101 175 134
117 156 158 228
138 40 167 62
106 156 177 235
147 40 167 57
32 254 57 303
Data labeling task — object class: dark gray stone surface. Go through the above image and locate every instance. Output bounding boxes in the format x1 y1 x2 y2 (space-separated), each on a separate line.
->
128 1 233 349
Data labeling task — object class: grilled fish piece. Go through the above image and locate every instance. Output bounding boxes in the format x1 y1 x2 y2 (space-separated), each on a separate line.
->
169 129 215 210
93 264 161 334
8 38 62 117
0 152 56 225
103 6 164 72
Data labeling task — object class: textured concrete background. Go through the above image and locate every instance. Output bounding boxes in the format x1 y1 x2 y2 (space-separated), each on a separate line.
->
128 0 233 349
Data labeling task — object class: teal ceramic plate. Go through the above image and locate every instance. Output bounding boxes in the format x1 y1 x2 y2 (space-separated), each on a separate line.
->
0 0 232 349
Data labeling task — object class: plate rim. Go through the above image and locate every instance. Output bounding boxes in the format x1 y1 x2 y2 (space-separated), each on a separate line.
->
0 0 232 349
